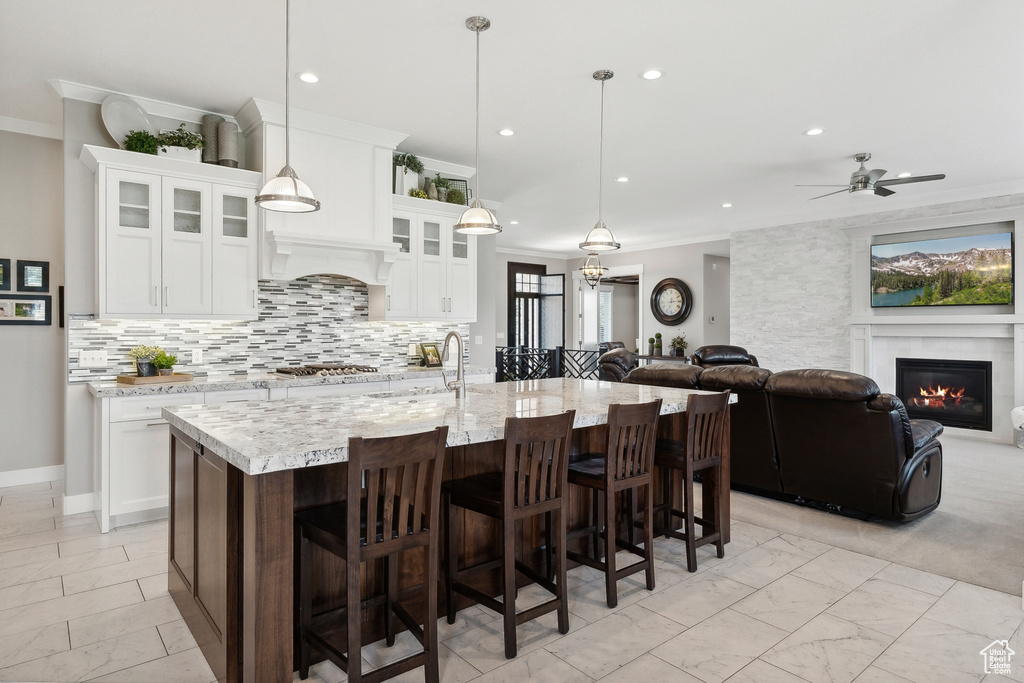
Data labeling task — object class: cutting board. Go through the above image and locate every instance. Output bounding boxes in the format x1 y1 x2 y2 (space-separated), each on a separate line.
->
116 372 194 385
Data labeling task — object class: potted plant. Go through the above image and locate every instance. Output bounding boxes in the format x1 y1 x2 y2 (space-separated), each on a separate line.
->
156 123 203 162
670 334 688 358
408 188 428 199
152 350 178 377
648 337 655 356
446 188 466 206
122 130 158 155
654 332 663 356
128 345 163 377
393 152 424 195
433 173 452 201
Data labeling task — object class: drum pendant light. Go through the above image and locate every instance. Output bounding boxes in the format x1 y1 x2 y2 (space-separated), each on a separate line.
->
454 16 501 235
255 0 320 213
579 70 620 251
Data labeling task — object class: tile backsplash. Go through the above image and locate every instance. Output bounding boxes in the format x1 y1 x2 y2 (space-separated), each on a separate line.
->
68 275 469 382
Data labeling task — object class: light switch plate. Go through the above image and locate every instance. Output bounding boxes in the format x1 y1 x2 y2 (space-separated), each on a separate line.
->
474 336 483 345
78 350 107 368
191 349 203 364
496 332 505 339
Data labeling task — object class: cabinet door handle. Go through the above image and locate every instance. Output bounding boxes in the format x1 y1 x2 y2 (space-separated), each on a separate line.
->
153 286 158 306
145 422 165 427
448 297 452 312
164 286 170 307
252 289 257 308
387 294 391 311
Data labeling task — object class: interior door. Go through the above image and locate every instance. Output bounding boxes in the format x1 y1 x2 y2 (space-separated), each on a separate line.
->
539 273 564 349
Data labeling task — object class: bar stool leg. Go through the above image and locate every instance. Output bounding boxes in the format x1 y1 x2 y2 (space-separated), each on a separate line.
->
604 489 618 608
643 482 655 591
502 516 518 659
425 538 440 683
347 558 362 683
384 554 397 647
556 506 569 634
590 489 600 560
684 465 697 573
444 492 457 625
298 531 312 680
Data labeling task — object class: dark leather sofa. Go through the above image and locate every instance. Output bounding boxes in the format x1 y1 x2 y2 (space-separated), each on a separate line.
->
621 360 943 521
691 345 759 368
598 348 637 382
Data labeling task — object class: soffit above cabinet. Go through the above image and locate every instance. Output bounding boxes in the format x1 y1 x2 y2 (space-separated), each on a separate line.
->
81 145 261 186
235 98 408 148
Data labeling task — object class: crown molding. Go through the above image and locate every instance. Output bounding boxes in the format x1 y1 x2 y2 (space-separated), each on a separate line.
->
48 79 238 126
0 116 61 140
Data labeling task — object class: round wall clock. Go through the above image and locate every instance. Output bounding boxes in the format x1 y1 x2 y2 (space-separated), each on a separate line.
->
650 278 693 325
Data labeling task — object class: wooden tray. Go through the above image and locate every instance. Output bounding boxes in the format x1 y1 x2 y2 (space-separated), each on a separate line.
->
116 372 194 385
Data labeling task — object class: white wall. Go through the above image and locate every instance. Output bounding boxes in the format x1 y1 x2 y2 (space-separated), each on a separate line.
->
703 255 730 346
608 282 638 349
469 237 497 367
0 131 64 476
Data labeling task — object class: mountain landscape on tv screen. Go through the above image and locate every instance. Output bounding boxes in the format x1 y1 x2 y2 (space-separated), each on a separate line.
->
871 246 1012 306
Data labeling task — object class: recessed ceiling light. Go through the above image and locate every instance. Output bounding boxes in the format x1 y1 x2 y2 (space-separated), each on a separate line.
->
298 72 319 83
642 69 663 80
897 172 912 178
509 220 519 225
616 176 629 183
803 128 824 136
499 128 515 136
722 203 733 208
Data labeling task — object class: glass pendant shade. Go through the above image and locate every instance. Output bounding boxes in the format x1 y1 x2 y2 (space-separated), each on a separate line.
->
579 220 621 251
454 199 501 235
255 165 320 213
579 252 607 288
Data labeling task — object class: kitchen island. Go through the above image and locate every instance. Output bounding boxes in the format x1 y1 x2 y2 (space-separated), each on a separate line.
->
162 378 733 683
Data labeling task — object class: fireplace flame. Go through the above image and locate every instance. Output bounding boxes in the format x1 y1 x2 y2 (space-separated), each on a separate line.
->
914 384 965 408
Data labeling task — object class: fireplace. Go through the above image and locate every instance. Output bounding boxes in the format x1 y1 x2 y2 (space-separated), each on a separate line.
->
895 358 992 431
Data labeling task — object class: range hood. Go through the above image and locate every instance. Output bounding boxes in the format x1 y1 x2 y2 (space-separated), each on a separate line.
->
263 230 400 285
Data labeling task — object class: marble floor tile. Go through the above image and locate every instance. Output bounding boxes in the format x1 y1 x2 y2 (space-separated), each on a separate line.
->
137 572 168 601
0 545 127 590
0 495 56 512
826 578 940 637
790 547 889 593
996 624 1024 683
290 658 350 683
708 542 812 589
0 622 70 670
638 570 755 627
924 581 1024 640
650 608 788 683
728 658 814 683
157 620 198 655
121 535 167 561
873 563 956 597
0 627 165 682
872 618 991 683
853 666 917 682
62 553 166 595
732 573 847 632
761 612 894 683
729 520 781 545
0 580 143 639
59 522 166 558
444 609 584 674
544 604 684 679
390 643 480 683
0 516 56 541
767 533 834 559
89 646 215 682
0 481 54 496
0 575 64 610
69 595 183 648
0 522 98 555
54 512 101 530
467 648 587 683
597 653 701 683
566 568 658 623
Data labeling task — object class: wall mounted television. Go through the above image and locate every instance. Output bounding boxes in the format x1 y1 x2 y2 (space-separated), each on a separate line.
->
870 231 1014 308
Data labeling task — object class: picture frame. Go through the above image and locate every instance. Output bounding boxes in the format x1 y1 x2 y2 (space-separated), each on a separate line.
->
0 294 52 325
16 260 49 292
421 343 442 367
0 259 9 291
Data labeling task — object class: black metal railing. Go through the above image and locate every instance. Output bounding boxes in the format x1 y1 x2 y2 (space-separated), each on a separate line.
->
495 346 600 382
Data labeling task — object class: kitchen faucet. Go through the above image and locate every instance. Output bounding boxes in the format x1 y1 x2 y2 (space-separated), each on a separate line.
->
441 330 465 398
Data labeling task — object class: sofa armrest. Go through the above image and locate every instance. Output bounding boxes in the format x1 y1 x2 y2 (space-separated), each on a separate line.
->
910 419 943 451
868 393 915 456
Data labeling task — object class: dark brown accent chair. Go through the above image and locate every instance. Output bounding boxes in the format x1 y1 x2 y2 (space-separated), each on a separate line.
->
598 348 637 382
566 400 661 608
295 426 448 683
691 345 759 367
443 411 575 659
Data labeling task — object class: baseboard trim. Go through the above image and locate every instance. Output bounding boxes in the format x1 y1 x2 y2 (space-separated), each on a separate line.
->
0 464 64 489
62 492 96 516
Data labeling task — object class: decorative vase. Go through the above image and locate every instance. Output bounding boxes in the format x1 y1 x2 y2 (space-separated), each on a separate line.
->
394 167 420 195
158 368 173 377
648 343 654 356
438 187 448 202
157 146 201 162
136 359 157 377
217 121 239 167
426 179 438 201
201 114 224 164
654 346 662 357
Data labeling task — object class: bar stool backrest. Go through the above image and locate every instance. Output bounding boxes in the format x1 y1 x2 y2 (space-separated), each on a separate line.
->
685 391 730 464
606 400 662 482
348 426 449 557
504 411 576 509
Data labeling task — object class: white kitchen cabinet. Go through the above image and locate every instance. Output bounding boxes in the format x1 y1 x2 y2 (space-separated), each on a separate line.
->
82 145 261 320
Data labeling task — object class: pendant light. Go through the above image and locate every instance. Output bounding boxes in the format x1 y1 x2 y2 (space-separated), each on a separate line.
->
454 16 501 235
579 70 620 251
254 0 320 213
579 252 607 288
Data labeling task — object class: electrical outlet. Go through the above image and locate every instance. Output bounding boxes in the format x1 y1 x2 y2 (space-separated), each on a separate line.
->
191 349 203 364
474 335 483 345
496 332 505 340
78 350 107 368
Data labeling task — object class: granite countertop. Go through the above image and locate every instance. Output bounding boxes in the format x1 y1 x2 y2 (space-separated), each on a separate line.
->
88 365 495 398
162 377 734 476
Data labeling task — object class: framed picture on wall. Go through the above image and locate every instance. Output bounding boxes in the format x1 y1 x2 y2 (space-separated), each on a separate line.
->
421 343 442 367
0 294 52 325
17 260 49 292
0 259 9 291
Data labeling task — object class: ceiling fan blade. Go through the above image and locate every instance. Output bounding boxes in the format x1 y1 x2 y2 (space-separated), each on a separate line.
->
875 173 946 187
874 186 896 197
808 189 850 200
795 184 850 187
866 168 887 183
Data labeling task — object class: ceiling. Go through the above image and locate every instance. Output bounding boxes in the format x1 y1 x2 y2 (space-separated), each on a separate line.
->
3 1 1024 257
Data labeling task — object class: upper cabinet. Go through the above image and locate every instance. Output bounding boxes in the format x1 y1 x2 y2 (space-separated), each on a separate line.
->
81 146 261 320
369 196 477 322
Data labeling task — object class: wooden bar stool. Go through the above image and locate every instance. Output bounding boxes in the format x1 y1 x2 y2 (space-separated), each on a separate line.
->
654 391 730 572
566 399 661 608
443 410 575 659
295 426 448 683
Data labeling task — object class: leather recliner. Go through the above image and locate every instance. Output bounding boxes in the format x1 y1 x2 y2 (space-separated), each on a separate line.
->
621 362 703 389
766 369 942 521
597 348 637 382
691 345 759 368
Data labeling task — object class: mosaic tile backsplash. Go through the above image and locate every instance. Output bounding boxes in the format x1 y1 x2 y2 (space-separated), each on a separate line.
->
68 275 470 383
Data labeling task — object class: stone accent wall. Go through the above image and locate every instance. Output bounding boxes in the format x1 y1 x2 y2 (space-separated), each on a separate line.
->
68 275 469 382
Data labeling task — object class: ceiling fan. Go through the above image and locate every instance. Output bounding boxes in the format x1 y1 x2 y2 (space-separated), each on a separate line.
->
798 153 946 200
